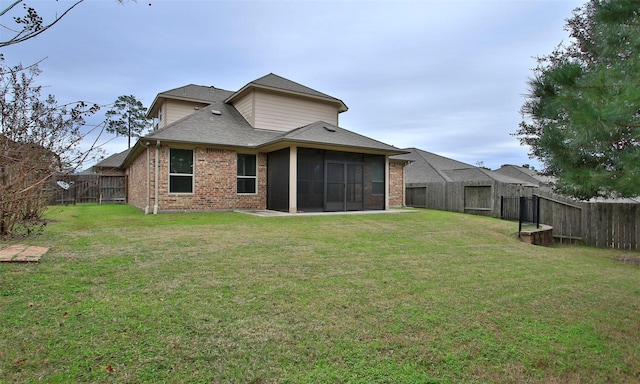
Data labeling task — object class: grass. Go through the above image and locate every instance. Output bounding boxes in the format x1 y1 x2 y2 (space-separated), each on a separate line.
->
1 204 638 383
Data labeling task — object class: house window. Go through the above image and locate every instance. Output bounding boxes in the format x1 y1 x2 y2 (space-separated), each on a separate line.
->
169 148 193 193
237 153 257 194
372 161 384 195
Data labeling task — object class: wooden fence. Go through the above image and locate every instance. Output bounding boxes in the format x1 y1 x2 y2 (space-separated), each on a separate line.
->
48 174 127 205
406 181 535 219
536 191 639 250
406 183 639 250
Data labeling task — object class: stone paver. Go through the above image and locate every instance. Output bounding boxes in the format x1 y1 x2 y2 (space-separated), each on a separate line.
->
0 244 48 262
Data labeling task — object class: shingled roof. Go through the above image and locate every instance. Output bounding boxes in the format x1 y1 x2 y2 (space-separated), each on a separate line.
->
94 148 132 169
261 121 406 155
147 85 233 119
402 148 535 186
142 100 278 147
401 148 475 183
226 73 348 113
116 74 405 168
494 164 554 186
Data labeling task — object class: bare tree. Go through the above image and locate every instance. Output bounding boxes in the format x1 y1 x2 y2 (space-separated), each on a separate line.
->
0 0 137 48
0 0 142 236
0 0 84 48
0 58 102 236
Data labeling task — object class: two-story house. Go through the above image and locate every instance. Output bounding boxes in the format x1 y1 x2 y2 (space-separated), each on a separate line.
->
102 73 408 213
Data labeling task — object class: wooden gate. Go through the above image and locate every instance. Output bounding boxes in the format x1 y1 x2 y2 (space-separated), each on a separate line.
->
49 174 127 205
99 175 127 204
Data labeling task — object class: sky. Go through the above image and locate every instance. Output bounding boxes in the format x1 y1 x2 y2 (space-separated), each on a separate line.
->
1 0 586 170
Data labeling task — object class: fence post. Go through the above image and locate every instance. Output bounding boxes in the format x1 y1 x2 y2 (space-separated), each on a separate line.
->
535 195 540 228
519 196 525 232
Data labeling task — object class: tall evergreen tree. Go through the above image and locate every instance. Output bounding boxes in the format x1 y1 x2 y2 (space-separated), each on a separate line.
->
515 0 640 199
105 95 150 149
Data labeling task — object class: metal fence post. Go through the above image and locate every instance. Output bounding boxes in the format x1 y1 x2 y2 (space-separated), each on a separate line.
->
535 195 540 228
519 196 525 232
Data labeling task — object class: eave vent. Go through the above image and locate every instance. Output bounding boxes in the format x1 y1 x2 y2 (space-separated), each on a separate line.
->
324 125 336 132
211 110 222 115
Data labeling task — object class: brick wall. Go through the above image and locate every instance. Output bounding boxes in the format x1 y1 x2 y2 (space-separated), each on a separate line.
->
127 147 151 210
129 145 267 212
388 161 406 207
127 144 405 212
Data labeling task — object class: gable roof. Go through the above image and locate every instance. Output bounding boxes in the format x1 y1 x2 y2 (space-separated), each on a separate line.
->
226 73 348 113
147 85 233 118
94 148 132 169
118 74 406 168
141 99 278 148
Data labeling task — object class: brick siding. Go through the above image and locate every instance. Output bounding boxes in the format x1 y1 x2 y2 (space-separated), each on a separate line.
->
388 161 406 207
128 144 406 212
128 145 267 211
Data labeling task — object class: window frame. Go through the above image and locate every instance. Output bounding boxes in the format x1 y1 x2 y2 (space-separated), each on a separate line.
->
168 147 194 194
237 153 257 194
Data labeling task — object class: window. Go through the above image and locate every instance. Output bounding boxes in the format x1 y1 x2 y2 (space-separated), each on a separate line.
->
237 153 257 194
169 148 193 193
372 161 384 195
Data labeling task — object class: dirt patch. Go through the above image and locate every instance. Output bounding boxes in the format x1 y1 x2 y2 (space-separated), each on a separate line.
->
614 255 640 266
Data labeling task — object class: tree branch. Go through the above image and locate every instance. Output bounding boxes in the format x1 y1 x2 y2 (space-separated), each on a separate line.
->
0 0 85 48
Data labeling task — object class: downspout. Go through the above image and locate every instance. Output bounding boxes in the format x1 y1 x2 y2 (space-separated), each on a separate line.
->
153 140 160 214
144 142 150 214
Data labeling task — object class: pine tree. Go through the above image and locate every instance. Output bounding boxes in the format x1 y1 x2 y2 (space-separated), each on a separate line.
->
516 0 640 199
105 95 150 149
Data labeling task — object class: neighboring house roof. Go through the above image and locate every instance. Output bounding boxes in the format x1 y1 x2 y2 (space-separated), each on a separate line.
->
401 147 477 183
402 148 536 186
494 165 640 203
494 164 554 186
94 148 133 169
226 73 348 113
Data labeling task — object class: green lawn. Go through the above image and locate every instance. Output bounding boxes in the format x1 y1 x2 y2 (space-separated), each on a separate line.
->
1 204 638 383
